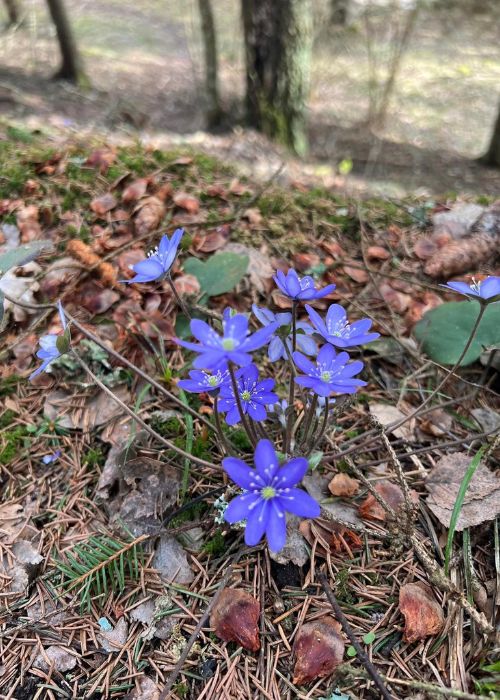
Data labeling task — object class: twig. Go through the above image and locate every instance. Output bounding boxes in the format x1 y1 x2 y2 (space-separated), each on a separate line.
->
159 546 244 699
318 573 393 700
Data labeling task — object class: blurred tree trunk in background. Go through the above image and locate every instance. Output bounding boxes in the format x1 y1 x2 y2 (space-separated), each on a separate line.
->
46 0 84 83
3 0 19 25
482 102 500 168
197 0 222 128
330 0 348 25
242 0 312 156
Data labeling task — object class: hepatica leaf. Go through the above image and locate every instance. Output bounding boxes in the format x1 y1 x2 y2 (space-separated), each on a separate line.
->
184 252 248 297
414 301 500 366
0 240 51 276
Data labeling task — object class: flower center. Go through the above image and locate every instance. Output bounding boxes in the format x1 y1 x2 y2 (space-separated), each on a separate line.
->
207 375 219 387
261 486 276 500
320 370 332 382
241 390 252 401
222 337 236 350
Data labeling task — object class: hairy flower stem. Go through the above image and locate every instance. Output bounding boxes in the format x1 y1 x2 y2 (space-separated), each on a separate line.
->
284 308 298 455
166 274 191 319
300 394 318 449
228 362 256 448
307 398 329 456
214 398 231 455
71 350 216 471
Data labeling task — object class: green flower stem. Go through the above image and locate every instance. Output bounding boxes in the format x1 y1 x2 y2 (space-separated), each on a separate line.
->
291 300 298 352
71 350 216 471
166 273 191 320
214 397 231 456
228 362 256 448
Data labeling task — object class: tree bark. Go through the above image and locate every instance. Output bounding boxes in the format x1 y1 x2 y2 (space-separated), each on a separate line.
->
197 0 222 128
45 0 83 83
330 0 348 25
242 0 312 155
482 100 500 168
3 0 20 25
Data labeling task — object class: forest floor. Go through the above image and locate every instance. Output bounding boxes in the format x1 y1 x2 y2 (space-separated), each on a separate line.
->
0 1 500 196
0 132 499 699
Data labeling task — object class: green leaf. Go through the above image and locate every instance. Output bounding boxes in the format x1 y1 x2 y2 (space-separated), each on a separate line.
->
0 240 51 276
183 252 249 297
414 301 500 366
346 645 357 657
308 451 323 471
363 631 376 645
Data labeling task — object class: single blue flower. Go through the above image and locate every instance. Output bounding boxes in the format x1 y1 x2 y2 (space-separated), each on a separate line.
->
268 399 289 428
178 369 230 394
308 394 336 419
177 311 279 370
42 450 61 465
252 305 316 361
441 276 500 303
305 303 380 348
121 229 184 284
293 343 366 397
30 301 69 381
274 268 335 302
223 439 320 552
218 364 278 425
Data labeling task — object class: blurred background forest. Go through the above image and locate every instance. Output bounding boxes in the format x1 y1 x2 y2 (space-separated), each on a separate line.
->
1 0 500 196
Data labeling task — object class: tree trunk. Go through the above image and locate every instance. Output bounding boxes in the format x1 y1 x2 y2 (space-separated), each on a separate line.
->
482 101 500 168
330 0 348 25
242 0 312 156
45 0 83 83
197 0 222 128
3 0 20 25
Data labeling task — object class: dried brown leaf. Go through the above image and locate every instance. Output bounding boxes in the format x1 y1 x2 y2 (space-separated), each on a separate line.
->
173 191 200 214
134 196 165 236
293 616 344 685
358 481 417 522
399 582 444 642
122 178 149 204
369 402 416 441
425 452 500 530
328 473 360 497
91 193 117 216
211 588 260 651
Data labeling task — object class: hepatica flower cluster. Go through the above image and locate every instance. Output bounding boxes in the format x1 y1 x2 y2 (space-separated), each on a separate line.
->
177 264 381 552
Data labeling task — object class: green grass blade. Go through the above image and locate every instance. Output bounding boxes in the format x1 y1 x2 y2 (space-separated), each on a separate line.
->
444 447 486 576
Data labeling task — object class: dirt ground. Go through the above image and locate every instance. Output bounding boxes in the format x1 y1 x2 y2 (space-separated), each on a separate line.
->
0 0 500 194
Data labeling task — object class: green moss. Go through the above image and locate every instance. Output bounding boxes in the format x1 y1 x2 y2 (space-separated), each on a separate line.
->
0 426 29 465
0 409 17 429
202 530 226 556
83 447 105 468
227 428 252 452
150 416 183 438
0 376 21 398
172 683 189 699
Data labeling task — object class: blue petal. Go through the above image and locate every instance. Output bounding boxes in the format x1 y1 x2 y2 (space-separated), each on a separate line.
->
443 281 477 296
241 323 279 352
131 258 164 280
296 334 316 356
268 336 285 362
192 350 227 370
29 359 52 380
39 335 58 351
275 457 308 488
245 500 270 546
227 350 253 366
317 343 336 366
57 300 67 330
286 269 301 298
254 439 279 481
292 351 316 376
225 405 243 425
223 457 263 489
223 313 248 340
305 304 327 335
480 276 500 299
277 488 320 518
224 493 261 523
191 319 221 348
266 501 287 552
247 402 266 422
252 304 276 326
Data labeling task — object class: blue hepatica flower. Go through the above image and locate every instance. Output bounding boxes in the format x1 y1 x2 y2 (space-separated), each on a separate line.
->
441 276 500 303
122 228 184 284
218 364 278 425
178 369 230 394
252 305 316 361
305 303 380 348
177 311 278 370
223 439 320 552
30 301 69 381
42 450 61 465
268 399 289 428
293 343 366 397
274 268 335 302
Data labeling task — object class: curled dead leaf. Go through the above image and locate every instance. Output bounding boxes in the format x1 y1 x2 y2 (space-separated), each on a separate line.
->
193 228 228 253
134 196 165 236
419 408 452 437
299 518 362 559
173 192 200 214
358 481 418 522
293 616 344 685
85 148 116 173
399 582 444 642
122 178 149 204
379 282 411 313
328 473 360 497
343 264 369 284
91 193 117 217
413 237 438 260
172 274 200 297
366 245 391 261
210 588 260 651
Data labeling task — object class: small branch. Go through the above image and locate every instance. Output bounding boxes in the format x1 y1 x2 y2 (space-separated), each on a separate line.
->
228 362 256 448
72 351 216 471
166 273 191 319
318 573 393 700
